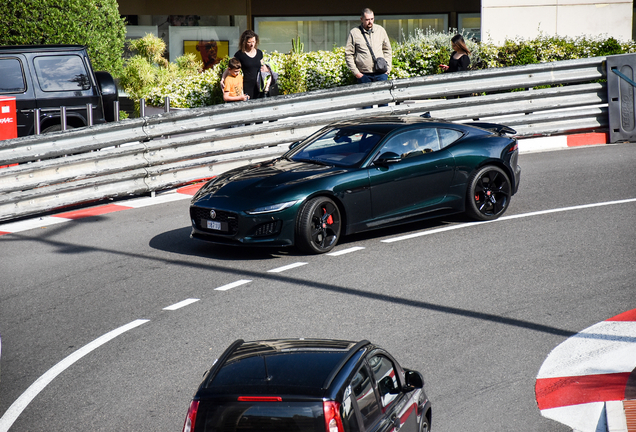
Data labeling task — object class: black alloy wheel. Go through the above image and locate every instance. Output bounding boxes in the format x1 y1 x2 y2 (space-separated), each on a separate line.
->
296 197 342 254
465 165 511 221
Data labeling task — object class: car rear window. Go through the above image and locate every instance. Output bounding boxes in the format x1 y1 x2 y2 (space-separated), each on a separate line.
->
197 400 324 432
208 351 345 390
0 58 26 93
33 55 91 92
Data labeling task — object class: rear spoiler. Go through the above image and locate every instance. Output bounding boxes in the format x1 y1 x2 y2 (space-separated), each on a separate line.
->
466 122 517 136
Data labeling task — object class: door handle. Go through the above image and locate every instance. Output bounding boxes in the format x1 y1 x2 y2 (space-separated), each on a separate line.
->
391 414 401 430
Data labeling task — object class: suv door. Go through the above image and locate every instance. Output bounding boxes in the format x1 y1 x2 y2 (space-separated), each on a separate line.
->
0 55 35 136
31 53 102 131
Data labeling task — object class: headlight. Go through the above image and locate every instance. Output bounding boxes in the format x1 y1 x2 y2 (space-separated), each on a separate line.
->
245 200 298 215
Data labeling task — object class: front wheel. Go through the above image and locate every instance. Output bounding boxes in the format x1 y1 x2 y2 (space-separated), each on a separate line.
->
295 197 341 254
465 166 511 221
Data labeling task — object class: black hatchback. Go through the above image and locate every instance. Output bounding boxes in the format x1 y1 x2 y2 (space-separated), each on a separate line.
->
181 338 431 432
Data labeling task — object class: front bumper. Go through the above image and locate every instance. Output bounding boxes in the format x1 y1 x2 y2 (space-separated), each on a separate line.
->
189 204 299 247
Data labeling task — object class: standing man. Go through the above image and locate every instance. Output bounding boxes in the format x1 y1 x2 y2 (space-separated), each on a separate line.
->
345 8 392 84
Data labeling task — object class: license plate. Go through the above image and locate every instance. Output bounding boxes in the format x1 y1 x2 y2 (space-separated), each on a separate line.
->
206 220 222 230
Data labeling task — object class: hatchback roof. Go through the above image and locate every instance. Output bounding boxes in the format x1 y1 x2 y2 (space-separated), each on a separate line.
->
203 339 368 397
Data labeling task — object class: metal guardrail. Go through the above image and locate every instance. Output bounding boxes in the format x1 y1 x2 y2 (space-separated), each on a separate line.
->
0 55 610 222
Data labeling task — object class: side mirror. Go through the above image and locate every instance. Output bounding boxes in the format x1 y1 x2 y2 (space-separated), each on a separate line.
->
374 152 401 167
404 370 424 390
289 140 301 150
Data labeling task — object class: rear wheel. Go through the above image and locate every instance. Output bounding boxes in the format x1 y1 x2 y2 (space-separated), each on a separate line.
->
465 165 511 221
296 197 341 254
42 124 75 133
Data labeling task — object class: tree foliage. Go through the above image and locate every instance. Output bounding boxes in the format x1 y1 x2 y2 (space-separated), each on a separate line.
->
0 0 126 75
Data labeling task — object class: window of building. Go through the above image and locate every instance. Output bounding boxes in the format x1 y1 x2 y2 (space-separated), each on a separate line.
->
458 13 481 41
255 14 448 53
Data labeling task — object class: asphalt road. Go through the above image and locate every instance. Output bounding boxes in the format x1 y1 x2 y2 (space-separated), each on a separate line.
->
1 144 635 432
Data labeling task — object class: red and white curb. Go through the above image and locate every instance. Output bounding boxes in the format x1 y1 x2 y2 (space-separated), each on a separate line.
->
536 309 636 432
518 132 609 153
0 183 204 237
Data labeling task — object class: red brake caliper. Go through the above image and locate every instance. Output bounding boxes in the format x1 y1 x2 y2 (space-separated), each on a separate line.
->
322 208 333 226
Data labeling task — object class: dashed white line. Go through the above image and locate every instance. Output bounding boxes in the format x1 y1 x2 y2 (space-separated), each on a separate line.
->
267 262 308 273
327 246 365 256
214 279 252 291
163 298 200 311
0 319 149 432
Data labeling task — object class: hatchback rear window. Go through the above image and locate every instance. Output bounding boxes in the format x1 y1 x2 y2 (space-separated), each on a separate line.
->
209 352 345 390
0 58 26 93
198 401 324 432
33 55 91 91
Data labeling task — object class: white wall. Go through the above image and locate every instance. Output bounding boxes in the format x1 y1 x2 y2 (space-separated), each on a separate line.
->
481 0 634 44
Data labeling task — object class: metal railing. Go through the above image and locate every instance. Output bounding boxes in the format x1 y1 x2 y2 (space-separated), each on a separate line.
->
0 55 610 222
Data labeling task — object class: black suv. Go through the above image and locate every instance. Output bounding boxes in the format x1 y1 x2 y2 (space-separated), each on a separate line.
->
182 339 431 432
0 44 118 137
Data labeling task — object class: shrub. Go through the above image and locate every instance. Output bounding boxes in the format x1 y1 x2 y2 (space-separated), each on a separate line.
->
122 30 636 108
0 0 126 75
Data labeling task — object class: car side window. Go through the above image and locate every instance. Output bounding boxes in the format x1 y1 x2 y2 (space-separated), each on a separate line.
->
369 355 399 408
351 364 381 429
379 128 441 159
0 58 26 93
340 389 360 432
438 128 463 148
33 55 91 92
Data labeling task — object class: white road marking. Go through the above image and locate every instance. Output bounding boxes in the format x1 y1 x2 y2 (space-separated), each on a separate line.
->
123 193 191 208
327 246 365 256
381 198 636 243
0 216 71 233
0 319 149 432
214 279 252 291
163 298 200 311
267 262 308 273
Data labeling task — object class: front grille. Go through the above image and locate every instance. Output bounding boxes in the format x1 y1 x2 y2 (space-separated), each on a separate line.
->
190 206 239 235
252 221 282 237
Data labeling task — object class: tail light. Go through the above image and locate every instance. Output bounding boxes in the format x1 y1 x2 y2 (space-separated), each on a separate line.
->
238 396 282 402
508 142 518 152
323 401 344 432
182 400 199 432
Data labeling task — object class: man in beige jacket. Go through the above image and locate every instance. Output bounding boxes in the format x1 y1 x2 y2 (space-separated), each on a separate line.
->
345 8 392 84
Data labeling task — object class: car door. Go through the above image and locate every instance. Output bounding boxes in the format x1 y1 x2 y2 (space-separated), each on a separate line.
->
366 354 419 432
0 55 35 137
368 128 455 223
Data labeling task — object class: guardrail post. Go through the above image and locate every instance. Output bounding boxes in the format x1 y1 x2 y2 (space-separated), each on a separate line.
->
164 96 170 113
86 103 93 126
60 106 67 131
33 108 41 135
114 100 120 122
140 98 146 117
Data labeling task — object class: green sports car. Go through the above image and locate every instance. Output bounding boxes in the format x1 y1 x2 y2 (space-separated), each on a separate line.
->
190 115 521 254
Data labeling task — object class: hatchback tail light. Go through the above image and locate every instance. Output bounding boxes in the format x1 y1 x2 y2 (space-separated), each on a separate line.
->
323 401 344 432
182 400 199 432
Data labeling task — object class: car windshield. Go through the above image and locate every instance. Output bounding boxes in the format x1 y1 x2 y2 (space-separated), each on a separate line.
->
290 127 383 167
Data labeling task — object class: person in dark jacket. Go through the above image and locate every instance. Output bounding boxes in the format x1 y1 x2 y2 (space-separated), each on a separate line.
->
440 34 471 72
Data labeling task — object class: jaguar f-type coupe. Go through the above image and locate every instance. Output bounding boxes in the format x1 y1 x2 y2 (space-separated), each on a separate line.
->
190 115 521 254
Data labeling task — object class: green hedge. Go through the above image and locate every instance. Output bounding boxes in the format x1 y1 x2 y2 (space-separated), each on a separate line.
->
126 31 636 109
0 0 126 75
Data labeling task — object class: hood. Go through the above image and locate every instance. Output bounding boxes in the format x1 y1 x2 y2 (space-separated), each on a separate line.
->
195 158 346 201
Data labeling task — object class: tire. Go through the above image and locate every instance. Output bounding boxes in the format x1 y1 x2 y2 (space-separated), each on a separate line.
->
420 412 430 432
465 165 511 221
42 124 75 133
295 197 341 254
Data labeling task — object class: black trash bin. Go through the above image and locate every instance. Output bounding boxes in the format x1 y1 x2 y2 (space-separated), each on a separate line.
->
607 53 636 143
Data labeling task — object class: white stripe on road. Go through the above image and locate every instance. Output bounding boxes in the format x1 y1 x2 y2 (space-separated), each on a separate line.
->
381 198 636 243
267 262 308 273
0 319 149 432
214 280 252 291
163 298 200 311
327 247 365 256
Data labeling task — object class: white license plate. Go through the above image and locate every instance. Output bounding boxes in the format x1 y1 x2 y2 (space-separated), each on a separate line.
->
206 220 222 230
